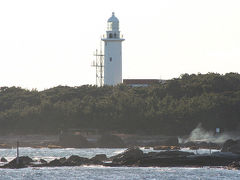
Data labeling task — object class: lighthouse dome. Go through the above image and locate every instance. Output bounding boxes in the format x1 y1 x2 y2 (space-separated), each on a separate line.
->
107 12 119 31
108 12 119 23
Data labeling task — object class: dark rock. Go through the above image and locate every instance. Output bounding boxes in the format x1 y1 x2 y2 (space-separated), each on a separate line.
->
48 159 63 167
221 139 240 154
2 156 33 168
146 152 158 156
38 155 104 167
59 157 66 163
105 147 240 167
138 153 239 167
182 141 196 148
222 139 236 152
0 157 7 162
182 141 220 150
40 159 47 164
149 150 194 157
63 155 90 166
91 154 108 162
89 159 104 165
208 142 221 150
222 139 236 151
228 161 240 170
198 141 209 148
111 147 144 165
39 155 102 167
18 156 33 165
97 134 125 148
196 142 220 150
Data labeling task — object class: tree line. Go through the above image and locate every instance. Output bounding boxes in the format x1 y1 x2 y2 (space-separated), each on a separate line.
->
0 72 240 135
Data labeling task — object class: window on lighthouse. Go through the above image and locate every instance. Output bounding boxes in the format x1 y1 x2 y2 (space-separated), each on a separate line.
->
110 57 112 62
109 33 113 38
108 22 113 31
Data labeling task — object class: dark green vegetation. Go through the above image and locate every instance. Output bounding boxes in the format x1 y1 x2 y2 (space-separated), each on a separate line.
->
0 73 240 135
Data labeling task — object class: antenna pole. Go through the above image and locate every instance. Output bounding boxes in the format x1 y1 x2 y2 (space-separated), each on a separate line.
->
16 141 19 166
92 40 104 86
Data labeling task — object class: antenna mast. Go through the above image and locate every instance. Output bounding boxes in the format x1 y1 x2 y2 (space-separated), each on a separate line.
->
92 41 104 86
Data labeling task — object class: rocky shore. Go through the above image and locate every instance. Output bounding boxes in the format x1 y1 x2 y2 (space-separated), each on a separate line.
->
1 147 240 170
1 133 240 170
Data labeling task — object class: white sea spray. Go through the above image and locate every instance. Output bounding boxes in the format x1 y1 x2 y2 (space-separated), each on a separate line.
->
179 124 240 144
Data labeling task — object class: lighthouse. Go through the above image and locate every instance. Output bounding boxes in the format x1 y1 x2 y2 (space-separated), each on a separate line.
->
102 12 125 86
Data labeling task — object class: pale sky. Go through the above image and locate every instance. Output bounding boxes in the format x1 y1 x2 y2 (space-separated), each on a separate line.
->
0 0 240 90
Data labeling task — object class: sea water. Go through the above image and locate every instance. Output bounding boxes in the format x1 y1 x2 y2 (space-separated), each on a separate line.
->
0 148 239 180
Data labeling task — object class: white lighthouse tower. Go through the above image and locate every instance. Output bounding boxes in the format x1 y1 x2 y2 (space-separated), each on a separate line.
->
102 12 125 86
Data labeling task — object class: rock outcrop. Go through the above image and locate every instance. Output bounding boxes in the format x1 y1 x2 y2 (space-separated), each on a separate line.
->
0 157 7 162
47 159 63 167
42 155 104 167
227 161 240 170
181 141 220 150
2 147 240 169
110 147 143 166
221 139 240 154
2 156 33 168
106 147 240 167
91 154 108 162
40 159 47 164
